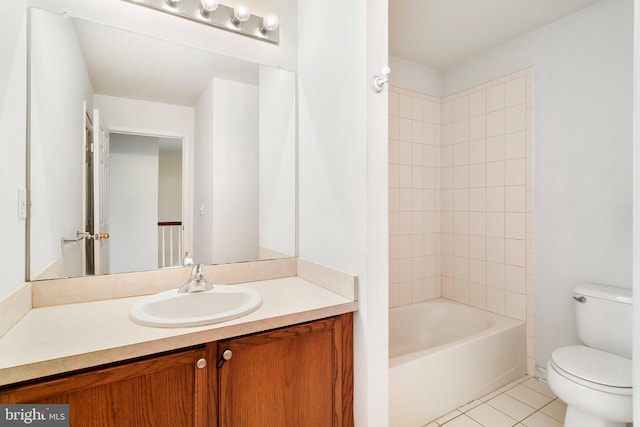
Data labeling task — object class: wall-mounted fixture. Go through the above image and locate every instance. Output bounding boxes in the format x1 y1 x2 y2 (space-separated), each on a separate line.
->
371 66 390 93
121 0 280 44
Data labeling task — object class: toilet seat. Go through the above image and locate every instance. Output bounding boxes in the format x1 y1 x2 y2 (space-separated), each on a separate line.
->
550 345 632 395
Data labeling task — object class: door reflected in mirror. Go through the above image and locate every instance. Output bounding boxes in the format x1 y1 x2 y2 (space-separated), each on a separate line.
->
28 7 296 281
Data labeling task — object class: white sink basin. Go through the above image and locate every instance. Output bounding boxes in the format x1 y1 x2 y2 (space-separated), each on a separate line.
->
130 285 262 327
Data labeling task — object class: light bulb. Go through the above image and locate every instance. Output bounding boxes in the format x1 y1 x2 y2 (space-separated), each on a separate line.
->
200 0 218 14
233 3 251 24
261 13 279 32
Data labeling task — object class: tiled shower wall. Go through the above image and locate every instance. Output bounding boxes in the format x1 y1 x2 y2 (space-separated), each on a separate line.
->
388 68 535 374
388 90 443 305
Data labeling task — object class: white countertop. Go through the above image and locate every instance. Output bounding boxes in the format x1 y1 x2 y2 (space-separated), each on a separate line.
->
0 277 357 386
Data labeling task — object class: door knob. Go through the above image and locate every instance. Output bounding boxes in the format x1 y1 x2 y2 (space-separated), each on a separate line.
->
94 233 110 240
216 349 233 368
196 358 207 369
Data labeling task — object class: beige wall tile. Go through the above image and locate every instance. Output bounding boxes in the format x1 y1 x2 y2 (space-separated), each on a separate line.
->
469 116 486 140
453 165 469 188
469 212 487 235
469 90 487 117
487 213 505 238
505 131 526 159
487 237 506 263
469 163 487 187
487 262 506 289
486 161 505 187
486 135 505 162
470 188 487 212
469 236 487 260
486 84 505 112
399 93 411 118
487 187 505 212
469 260 487 285
454 189 470 211
442 100 454 124
505 186 526 212
506 291 527 320
505 239 526 267
487 287 506 315
505 158 526 185
505 104 526 133
454 142 470 165
487 109 505 136
454 95 470 120
468 139 486 164
454 279 470 303
505 213 526 239
469 282 487 309
505 77 526 107
505 265 527 294
411 97 424 121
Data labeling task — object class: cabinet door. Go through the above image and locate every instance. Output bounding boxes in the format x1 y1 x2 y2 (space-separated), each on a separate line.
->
0 348 210 427
217 314 353 427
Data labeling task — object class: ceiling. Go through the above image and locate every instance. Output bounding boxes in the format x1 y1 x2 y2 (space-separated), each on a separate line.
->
70 1 605 105
389 0 603 70
72 17 259 107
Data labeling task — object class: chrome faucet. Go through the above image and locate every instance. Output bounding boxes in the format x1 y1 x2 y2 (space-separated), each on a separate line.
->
178 264 214 293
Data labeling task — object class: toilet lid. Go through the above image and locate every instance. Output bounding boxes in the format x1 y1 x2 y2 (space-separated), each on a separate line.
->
551 345 632 388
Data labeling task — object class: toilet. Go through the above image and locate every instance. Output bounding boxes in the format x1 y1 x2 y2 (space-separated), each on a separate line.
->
547 283 633 427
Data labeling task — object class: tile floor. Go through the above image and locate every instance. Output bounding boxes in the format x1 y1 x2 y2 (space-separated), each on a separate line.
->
423 376 566 427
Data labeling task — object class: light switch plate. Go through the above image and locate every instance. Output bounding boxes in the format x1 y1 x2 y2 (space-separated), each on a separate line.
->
18 188 27 219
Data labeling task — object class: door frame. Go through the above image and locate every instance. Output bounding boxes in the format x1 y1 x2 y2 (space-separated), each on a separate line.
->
82 102 93 276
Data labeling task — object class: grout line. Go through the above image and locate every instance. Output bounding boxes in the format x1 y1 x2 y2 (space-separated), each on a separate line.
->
434 375 566 427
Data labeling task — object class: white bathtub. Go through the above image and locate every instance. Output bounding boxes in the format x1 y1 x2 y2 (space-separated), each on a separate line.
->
389 299 526 427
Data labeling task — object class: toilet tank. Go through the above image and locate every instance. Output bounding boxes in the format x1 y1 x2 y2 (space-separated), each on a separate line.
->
573 283 632 359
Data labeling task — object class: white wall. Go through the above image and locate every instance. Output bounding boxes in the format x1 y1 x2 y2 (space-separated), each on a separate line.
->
0 0 27 298
211 79 259 264
193 78 260 265
158 150 182 222
365 1 391 425
258 65 296 257
298 0 389 424
389 55 443 97
633 0 640 421
29 8 94 279
443 0 633 373
94 95 195 136
193 80 214 264
109 134 159 274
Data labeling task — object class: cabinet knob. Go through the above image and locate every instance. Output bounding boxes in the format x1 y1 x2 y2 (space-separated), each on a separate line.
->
196 358 207 369
216 349 233 368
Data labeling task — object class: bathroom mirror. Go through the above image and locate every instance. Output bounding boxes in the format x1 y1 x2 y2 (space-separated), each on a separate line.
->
28 7 297 281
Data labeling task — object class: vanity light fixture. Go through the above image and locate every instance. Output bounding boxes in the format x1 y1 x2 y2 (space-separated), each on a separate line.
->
200 0 218 16
231 3 251 26
260 12 279 33
122 0 280 44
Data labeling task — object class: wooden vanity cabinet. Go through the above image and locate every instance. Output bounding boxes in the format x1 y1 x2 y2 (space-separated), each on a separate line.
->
215 313 353 427
0 313 353 427
0 347 211 427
